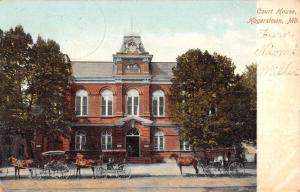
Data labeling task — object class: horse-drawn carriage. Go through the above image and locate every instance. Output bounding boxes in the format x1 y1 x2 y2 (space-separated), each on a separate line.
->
32 150 75 179
95 149 131 178
170 147 246 177
196 147 246 177
2 151 75 179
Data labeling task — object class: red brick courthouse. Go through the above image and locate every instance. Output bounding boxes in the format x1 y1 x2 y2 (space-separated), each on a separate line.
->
34 34 192 163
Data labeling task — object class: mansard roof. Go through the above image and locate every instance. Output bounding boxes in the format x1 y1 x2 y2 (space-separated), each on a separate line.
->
151 62 176 81
71 61 176 82
71 34 176 82
72 61 114 78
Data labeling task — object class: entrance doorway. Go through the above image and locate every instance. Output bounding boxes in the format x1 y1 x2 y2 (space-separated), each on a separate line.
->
126 128 140 157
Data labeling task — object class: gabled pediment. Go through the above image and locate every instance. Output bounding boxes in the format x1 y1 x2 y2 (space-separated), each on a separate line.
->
116 116 153 126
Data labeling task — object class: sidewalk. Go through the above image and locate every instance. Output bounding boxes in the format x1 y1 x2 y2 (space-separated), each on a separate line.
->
131 162 256 177
1 161 256 178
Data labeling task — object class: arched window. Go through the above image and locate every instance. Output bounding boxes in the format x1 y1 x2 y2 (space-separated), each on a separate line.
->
127 89 139 116
101 131 112 150
126 128 139 136
154 131 164 151
75 90 88 116
101 90 113 116
152 90 165 116
75 130 86 150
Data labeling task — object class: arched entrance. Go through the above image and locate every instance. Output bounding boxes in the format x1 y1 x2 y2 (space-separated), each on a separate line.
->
126 128 140 157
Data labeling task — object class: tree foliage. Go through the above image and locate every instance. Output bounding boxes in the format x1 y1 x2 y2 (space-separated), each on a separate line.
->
170 49 256 150
0 25 73 157
237 64 256 141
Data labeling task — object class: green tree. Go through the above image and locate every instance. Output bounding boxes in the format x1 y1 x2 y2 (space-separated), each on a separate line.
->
0 25 72 158
236 64 256 142
0 25 33 134
31 36 72 136
170 49 242 151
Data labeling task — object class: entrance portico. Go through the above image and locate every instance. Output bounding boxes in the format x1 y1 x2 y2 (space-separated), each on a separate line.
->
126 128 140 157
116 116 152 162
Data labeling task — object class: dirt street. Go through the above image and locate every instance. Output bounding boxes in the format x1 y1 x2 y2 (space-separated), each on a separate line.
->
1 176 256 192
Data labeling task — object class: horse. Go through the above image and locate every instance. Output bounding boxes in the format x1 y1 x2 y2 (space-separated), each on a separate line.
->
169 153 199 176
7 156 33 179
74 153 98 178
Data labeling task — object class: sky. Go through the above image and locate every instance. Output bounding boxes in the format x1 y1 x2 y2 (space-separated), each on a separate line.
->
0 0 256 73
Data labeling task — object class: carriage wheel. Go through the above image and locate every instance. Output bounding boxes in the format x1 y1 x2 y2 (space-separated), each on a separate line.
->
202 165 218 177
58 165 71 179
117 164 131 179
200 165 209 177
95 166 104 178
33 168 48 179
228 162 245 177
67 163 76 178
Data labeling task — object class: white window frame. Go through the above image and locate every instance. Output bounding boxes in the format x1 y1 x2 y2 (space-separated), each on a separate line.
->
101 90 113 116
180 141 191 151
152 90 165 117
75 130 86 151
75 90 88 116
154 131 165 151
101 131 112 150
127 89 139 116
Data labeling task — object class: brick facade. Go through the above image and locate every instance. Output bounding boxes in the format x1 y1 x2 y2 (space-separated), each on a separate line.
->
33 34 192 163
